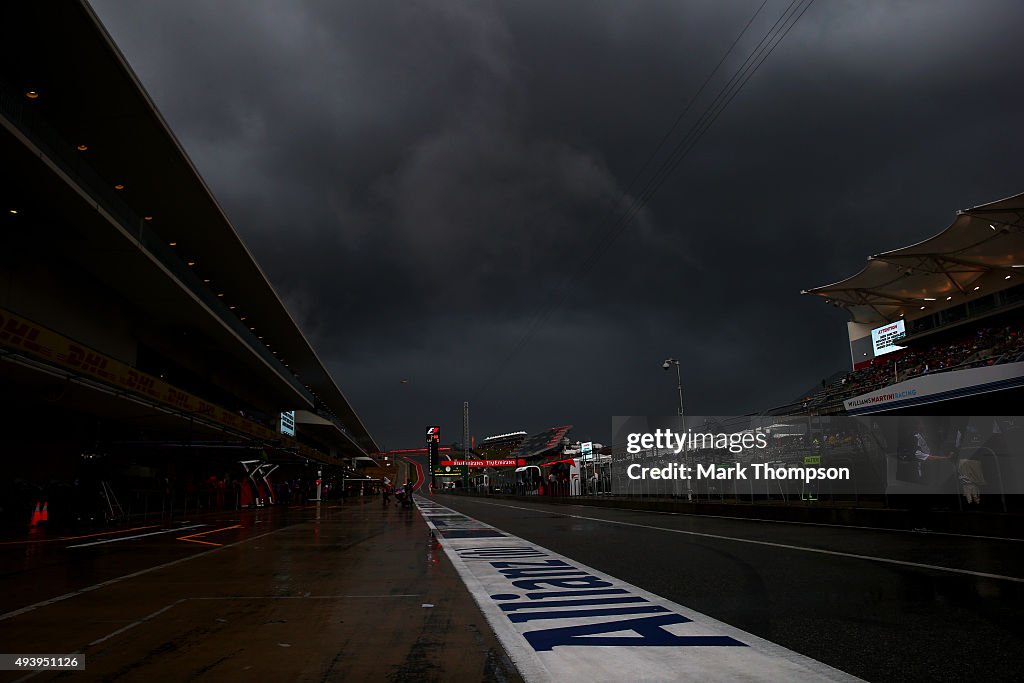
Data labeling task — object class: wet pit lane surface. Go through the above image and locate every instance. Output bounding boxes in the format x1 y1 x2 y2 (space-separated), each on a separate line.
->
0 497 521 683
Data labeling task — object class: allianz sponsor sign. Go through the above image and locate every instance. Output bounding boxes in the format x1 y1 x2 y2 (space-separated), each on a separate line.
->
844 362 1024 413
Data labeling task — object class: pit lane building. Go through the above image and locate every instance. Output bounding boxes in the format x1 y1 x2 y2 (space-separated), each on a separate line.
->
0 2 377 525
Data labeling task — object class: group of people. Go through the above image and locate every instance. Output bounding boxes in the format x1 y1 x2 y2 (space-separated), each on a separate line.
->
820 322 1024 404
382 481 415 508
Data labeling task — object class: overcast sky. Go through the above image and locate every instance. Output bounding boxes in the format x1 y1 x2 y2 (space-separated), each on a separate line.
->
91 0 1024 449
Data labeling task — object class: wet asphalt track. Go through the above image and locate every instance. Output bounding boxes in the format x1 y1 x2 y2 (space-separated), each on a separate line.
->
434 494 1024 682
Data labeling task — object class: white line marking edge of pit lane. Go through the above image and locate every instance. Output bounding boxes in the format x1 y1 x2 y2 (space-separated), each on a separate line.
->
417 496 863 683
468 498 1024 584
0 522 302 622
418 504 549 683
66 524 208 548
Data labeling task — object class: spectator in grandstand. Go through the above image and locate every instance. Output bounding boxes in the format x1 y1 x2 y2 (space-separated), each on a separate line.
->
819 321 1024 405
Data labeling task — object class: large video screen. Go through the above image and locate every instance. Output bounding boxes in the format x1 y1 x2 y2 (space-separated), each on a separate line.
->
871 319 906 357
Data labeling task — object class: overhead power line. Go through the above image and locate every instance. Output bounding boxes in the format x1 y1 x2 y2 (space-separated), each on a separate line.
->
471 0 817 401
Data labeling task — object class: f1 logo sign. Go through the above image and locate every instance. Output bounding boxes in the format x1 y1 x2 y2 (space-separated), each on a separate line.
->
426 425 440 442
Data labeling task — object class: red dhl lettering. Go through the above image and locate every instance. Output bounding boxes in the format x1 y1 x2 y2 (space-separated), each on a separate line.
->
166 389 191 408
0 317 42 352
66 345 109 374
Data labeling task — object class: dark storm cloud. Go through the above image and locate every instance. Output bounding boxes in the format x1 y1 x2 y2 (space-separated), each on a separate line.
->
90 0 1024 447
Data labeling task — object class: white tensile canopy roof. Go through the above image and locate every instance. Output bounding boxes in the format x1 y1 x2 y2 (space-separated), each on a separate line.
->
803 191 1024 324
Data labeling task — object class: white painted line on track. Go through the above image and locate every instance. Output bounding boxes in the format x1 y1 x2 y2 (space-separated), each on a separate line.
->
471 499 1024 584
417 496 861 683
569 501 1024 543
66 524 208 548
89 599 186 645
84 594 425 645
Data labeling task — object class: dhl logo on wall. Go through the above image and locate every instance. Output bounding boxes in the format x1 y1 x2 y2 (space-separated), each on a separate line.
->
0 307 321 457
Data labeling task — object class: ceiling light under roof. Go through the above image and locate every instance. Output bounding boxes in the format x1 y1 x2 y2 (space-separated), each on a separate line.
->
25 90 39 99
144 215 153 221
923 297 936 301
946 296 953 301
168 241 177 246
8 209 17 215
187 261 196 266
114 184 125 190
76 144 88 151
1006 275 1012 280
973 286 981 291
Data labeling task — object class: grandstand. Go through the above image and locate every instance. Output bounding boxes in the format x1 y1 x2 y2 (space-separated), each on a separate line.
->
797 191 1024 416
512 425 574 461
478 430 527 457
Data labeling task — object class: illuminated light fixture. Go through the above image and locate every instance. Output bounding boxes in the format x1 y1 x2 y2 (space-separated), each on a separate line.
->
25 90 39 99
1006 275 1012 280
923 297 936 301
217 292 224 297
8 209 17 215
1013 265 1024 268
899 313 905 317
240 316 246 321
187 260 196 266
990 224 997 230
114 184 125 190
76 144 88 151
144 215 153 221
920 306 926 310
258 335 263 339
169 241 177 246
946 296 953 301
249 327 255 331
202 278 210 283
229 305 236 310
973 286 981 291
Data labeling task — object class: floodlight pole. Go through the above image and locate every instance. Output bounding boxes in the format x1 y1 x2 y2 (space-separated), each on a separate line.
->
664 358 685 419
663 358 690 501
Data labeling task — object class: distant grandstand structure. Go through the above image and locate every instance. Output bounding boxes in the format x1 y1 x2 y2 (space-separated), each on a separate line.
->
794 191 1024 416
513 426 573 461
478 430 527 457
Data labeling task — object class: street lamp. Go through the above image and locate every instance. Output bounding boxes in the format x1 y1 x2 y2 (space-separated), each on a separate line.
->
663 358 691 501
662 358 685 418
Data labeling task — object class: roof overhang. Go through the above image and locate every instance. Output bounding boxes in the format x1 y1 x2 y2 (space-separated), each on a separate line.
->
803 191 1024 324
0 1 378 453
